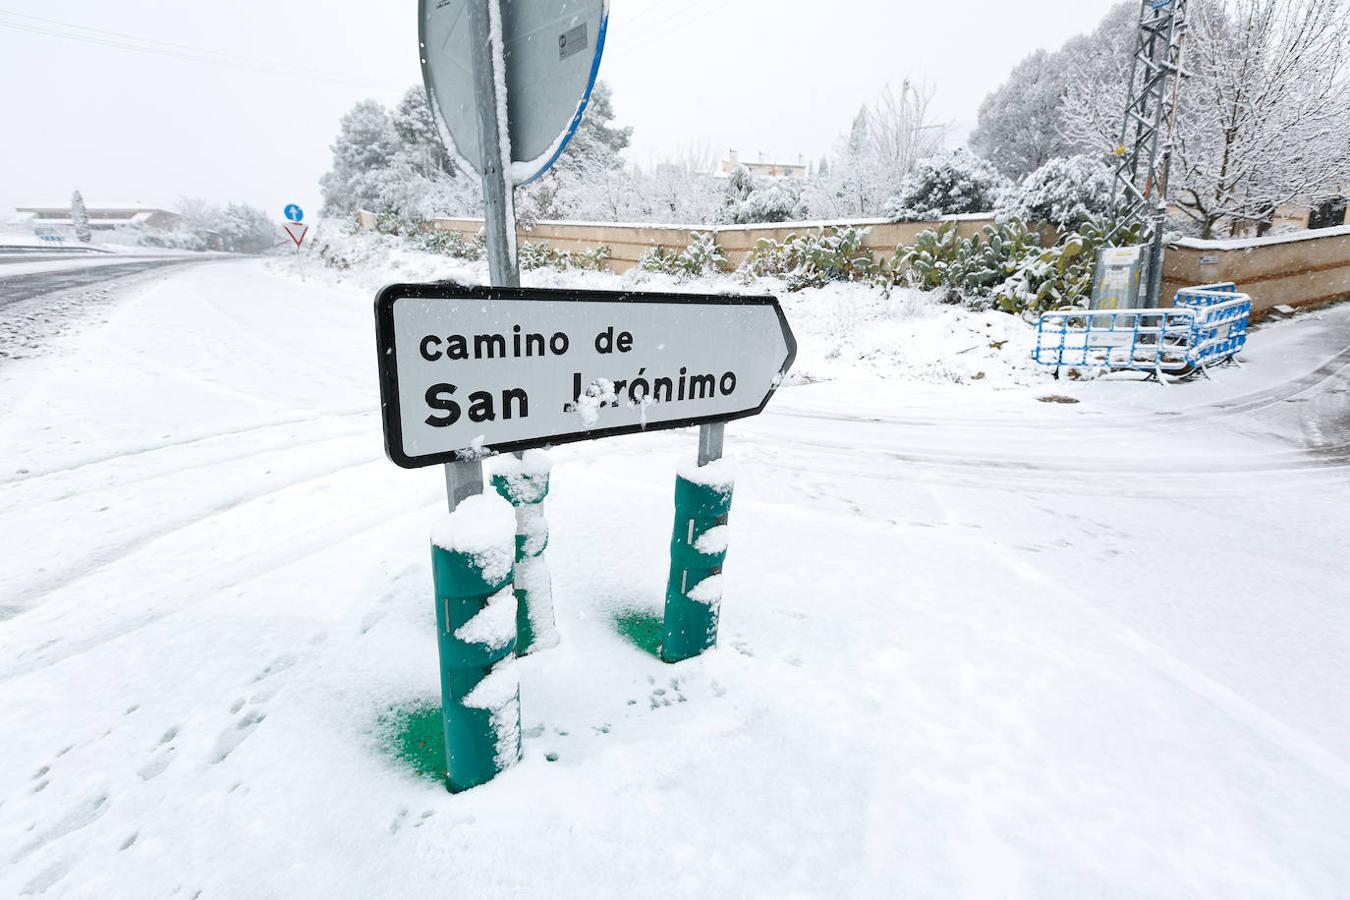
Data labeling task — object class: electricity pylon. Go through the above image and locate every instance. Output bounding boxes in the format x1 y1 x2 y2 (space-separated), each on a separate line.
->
1111 0 1189 307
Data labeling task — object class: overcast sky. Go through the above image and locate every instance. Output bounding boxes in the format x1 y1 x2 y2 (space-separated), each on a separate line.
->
0 1 1124 220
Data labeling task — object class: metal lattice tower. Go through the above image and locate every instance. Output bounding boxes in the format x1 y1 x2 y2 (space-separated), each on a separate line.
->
1112 0 1189 307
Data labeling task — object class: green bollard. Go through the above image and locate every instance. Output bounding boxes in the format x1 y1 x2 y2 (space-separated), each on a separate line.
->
430 495 522 792
661 460 735 663
490 451 560 656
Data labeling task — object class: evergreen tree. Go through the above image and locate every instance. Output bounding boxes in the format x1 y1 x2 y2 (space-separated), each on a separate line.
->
217 203 279 254
969 50 1072 179
518 80 633 222
393 87 455 177
71 189 92 243
556 80 632 174
319 100 401 216
885 149 1009 221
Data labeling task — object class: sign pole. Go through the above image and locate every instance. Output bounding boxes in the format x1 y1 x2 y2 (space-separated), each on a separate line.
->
463 0 558 658
427 0 526 793
661 422 734 664
467 0 519 291
698 422 725 467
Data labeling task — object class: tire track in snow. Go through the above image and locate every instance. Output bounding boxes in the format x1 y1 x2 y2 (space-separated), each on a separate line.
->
0 447 385 616
0 409 376 488
0 481 442 683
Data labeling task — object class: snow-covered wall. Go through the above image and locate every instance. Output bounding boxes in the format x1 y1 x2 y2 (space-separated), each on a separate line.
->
1164 226 1350 314
360 212 997 274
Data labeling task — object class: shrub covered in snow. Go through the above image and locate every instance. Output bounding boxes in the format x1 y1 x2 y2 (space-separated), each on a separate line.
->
638 232 726 278
996 155 1116 230
895 214 1144 314
896 220 1041 307
994 217 1144 314
884 149 1009 222
519 242 611 272
718 166 809 224
744 226 888 292
409 228 484 260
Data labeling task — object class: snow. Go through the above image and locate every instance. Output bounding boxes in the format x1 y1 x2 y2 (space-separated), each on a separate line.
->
430 494 516 585
1 255 1349 897
685 574 724 606
491 448 553 479
462 659 520 712
463 659 522 772
693 525 730 556
677 458 736 490
453 586 518 651
512 554 559 649
570 377 616 427
515 504 549 556
1173 224 1350 251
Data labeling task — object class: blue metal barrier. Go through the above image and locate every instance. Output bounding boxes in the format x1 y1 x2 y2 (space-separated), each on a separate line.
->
1174 287 1251 367
1034 285 1252 376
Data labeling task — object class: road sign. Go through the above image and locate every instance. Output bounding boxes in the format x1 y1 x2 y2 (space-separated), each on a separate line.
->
374 283 797 468
283 222 309 248
284 204 304 223
419 0 609 185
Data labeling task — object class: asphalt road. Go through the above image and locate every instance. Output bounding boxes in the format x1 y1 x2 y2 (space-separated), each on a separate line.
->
0 258 201 308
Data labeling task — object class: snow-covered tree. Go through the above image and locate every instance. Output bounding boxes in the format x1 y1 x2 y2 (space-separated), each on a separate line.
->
996 154 1115 229
885 148 1009 221
973 4 1136 179
718 166 808 224
867 80 946 188
970 51 1074 180
806 82 946 218
217 203 279 254
1059 0 1350 238
320 100 402 216
1058 3 1145 157
1172 0 1350 236
393 86 455 178
71 190 91 243
517 80 633 223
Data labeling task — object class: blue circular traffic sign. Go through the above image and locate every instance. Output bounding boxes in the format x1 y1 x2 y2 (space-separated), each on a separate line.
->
284 204 304 223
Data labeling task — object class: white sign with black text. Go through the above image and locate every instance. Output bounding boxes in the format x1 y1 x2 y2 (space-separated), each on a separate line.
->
375 283 796 468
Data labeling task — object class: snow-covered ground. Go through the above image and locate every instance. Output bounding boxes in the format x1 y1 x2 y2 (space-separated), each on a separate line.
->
1 251 1348 897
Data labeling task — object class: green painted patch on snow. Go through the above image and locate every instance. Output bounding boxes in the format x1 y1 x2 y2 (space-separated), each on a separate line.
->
378 701 446 785
614 609 663 658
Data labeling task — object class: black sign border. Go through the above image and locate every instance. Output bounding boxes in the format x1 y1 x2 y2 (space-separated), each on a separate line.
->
375 281 798 469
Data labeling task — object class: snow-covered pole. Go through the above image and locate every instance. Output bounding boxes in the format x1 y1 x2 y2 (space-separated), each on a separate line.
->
491 452 560 655
468 0 519 290
661 423 732 663
465 0 558 658
422 0 528 793
430 495 521 792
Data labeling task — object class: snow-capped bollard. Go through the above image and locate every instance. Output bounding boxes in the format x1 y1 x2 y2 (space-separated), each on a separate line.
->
490 451 560 657
430 494 522 792
661 458 735 663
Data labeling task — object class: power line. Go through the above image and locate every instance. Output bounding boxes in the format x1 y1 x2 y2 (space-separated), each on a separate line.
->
0 8 406 91
622 0 738 53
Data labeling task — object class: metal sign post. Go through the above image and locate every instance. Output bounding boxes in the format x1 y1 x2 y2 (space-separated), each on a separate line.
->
443 0 520 519
282 218 308 282
415 0 611 792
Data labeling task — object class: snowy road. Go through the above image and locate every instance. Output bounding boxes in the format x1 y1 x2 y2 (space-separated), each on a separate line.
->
0 259 1347 897
0 256 208 308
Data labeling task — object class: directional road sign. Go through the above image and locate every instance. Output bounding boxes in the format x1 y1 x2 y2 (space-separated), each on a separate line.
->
374 283 797 468
419 0 609 185
284 204 304 223
283 222 309 248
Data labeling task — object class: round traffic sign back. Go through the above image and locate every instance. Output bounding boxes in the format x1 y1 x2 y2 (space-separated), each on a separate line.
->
420 0 609 186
